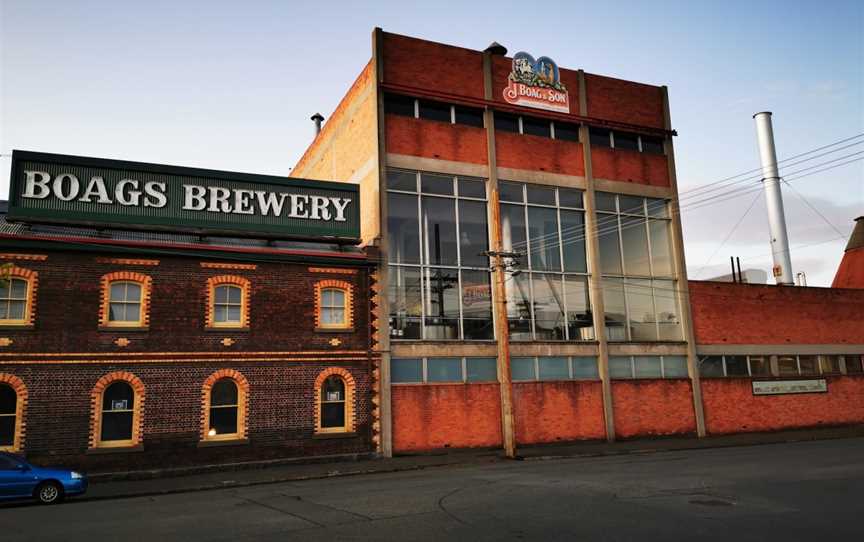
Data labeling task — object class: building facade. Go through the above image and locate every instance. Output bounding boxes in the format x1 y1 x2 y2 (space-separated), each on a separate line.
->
0 152 380 470
292 29 864 456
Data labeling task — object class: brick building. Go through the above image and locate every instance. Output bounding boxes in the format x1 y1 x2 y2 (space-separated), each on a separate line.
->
291 29 864 456
0 152 380 470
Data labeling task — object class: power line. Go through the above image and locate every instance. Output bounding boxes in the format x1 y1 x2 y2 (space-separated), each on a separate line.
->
692 191 763 279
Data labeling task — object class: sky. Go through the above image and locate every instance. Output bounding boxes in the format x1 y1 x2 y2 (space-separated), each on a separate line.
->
1 0 862 286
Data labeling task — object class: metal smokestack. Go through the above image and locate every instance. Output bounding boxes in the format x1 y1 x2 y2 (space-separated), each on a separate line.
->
753 111 794 285
311 113 324 136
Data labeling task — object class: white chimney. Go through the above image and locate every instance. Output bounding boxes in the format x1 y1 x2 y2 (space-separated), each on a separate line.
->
753 111 794 285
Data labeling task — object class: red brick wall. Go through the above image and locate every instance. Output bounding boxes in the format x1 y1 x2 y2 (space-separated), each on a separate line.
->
386 115 488 164
0 249 371 353
383 33 484 99
832 247 864 288
702 376 864 434
590 147 670 187
612 380 697 438
512 381 605 444
689 281 864 345
0 360 373 470
584 73 665 129
391 384 502 452
496 132 585 176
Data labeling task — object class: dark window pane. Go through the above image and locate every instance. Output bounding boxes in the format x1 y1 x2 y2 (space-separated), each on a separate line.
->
511 357 536 381
699 356 724 378
560 210 586 273
0 416 14 446
614 131 639 151
324 376 345 400
455 106 484 128
422 198 458 266
101 412 133 442
565 276 593 341
421 173 454 196
749 356 771 376
102 382 134 411
495 112 519 133
595 192 617 212
725 355 748 376
387 170 417 192
778 355 799 376
387 192 420 264
522 117 551 138
458 178 486 199
506 272 533 341
458 199 489 267
322 403 345 428
663 356 689 378
227 286 241 304
526 185 556 206
392 358 423 383
500 204 527 259
427 358 462 382
211 379 238 406
846 356 864 374
384 93 415 117
642 136 665 154
646 198 669 218
209 407 238 435
597 214 622 275
461 270 493 340
602 279 627 341
538 357 569 380
418 100 451 123
466 358 497 382
554 122 580 142
618 195 645 216
798 355 818 375
609 356 633 379
649 219 674 277
214 285 228 304
654 279 682 341
0 384 15 413
626 279 657 341
558 189 583 208
572 357 599 379
590 127 611 147
527 207 561 271
634 356 662 378
819 355 842 374
423 268 460 339
388 266 422 339
532 274 565 340
499 182 524 203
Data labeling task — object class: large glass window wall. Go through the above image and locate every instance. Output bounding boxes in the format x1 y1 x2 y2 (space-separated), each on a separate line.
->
387 169 493 340
596 193 682 342
499 182 593 342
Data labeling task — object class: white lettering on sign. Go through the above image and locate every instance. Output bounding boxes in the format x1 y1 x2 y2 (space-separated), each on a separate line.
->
21 170 352 223
752 379 827 396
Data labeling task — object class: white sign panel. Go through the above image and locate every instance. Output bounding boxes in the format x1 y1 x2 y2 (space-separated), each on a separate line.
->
752 379 827 396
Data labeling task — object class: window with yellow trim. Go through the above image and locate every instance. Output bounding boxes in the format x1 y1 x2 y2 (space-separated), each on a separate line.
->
319 376 347 432
205 378 243 440
0 266 36 326
0 383 18 450
107 281 143 326
97 381 137 447
320 288 348 328
206 276 250 329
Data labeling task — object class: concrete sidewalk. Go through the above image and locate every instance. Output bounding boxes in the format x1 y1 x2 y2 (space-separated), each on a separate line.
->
81 425 864 502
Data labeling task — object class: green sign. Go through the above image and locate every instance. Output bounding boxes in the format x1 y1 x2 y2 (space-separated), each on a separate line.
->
7 151 360 242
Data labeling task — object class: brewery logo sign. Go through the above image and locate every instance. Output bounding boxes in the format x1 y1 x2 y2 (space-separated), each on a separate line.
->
503 52 570 113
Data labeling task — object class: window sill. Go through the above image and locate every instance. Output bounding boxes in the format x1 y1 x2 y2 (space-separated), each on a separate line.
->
312 431 357 440
316 327 355 334
87 444 144 455
0 324 35 331
98 326 149 332
205 327 250 332
198 438 249 448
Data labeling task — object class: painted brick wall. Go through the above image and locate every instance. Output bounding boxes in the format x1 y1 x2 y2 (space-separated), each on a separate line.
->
512 381 605 444
383 33 485 100
584 73 665 129
702 376 864 434
590 147 670 187
386 115 488 165
0 361 373 470
391 384 502 452
612 380 697 438
689 281 864 345
496 131 585 176
0 249 371 353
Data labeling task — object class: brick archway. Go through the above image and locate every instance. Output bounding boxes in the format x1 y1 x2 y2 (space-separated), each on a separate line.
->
0 373 27 452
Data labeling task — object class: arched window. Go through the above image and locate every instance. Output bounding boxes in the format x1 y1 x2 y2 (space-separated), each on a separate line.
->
0 267 37 326
314 368 355 434
0 374 26 452
90 372 145 449
314 280 353 330
206 276 250 329
0 384 17 449
99 272 152 328
201 370 249 442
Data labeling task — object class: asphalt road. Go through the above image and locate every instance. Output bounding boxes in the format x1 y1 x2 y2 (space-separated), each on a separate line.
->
2 438 863 541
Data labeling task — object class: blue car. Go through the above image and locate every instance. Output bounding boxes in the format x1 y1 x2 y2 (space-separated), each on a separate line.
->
0 452 87 504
